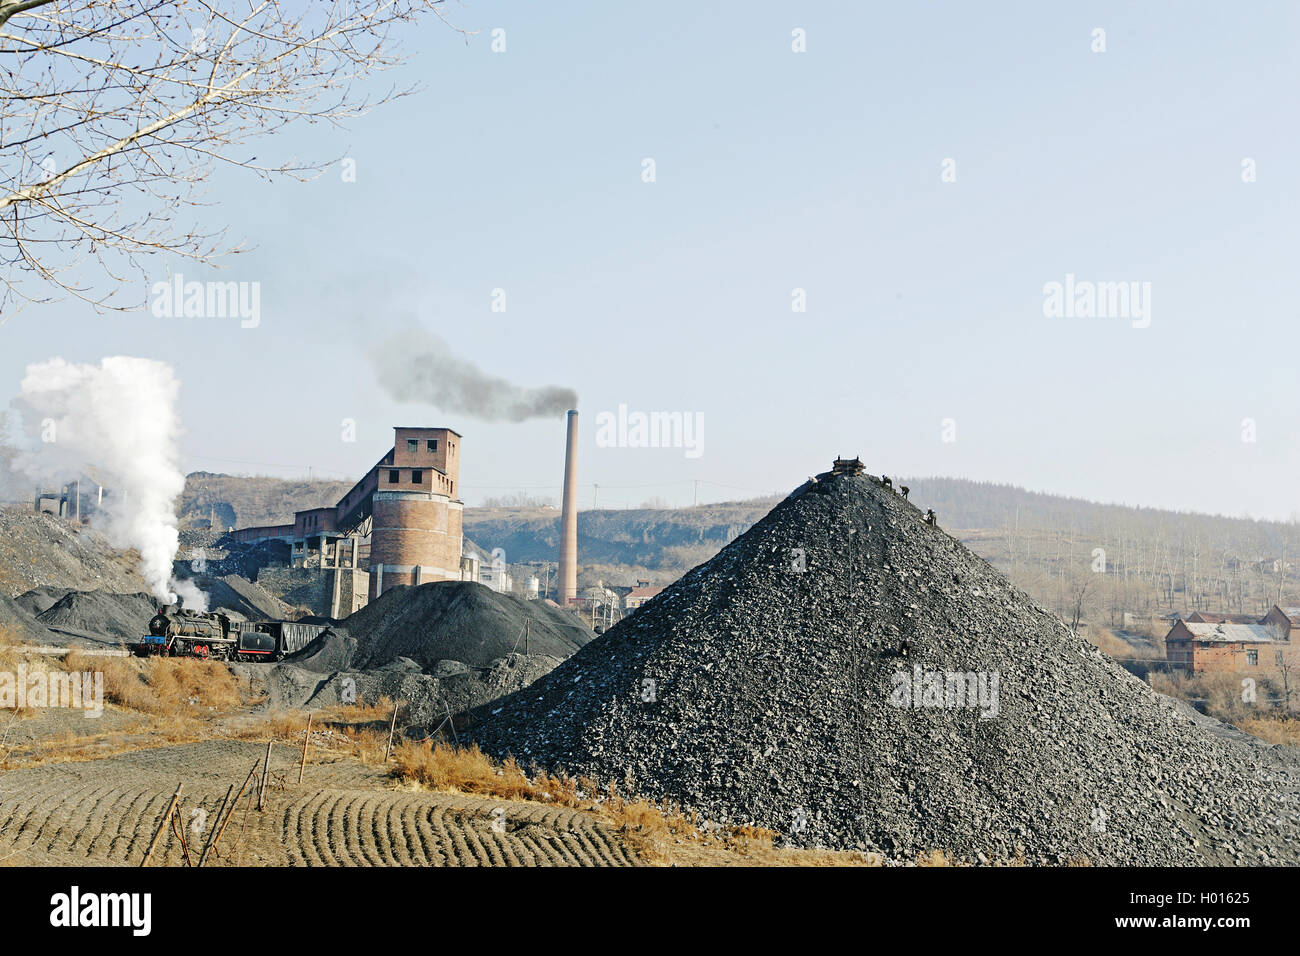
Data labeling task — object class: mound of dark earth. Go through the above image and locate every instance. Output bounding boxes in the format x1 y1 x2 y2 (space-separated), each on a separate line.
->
240 651 564 727
35 590 157 639
0 592 51 643
197 574 286 621
14 585 72 616
344 581 592 671
287 629 359 673
469 467 1300 865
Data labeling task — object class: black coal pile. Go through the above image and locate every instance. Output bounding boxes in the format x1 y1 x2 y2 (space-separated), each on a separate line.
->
0 591 51 643
470 468 1300 865
286 629 359 674
199 574 286 621
14 586 70 616
344 581 592 670
35 590 158 639
242 648 563 727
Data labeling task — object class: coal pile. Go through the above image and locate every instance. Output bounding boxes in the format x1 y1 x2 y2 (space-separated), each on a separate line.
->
0 591 51 643
232 588 588 723
35 590 158 639
241 649 564 727
470 468 1300 865
286 629 359 674
200 574 286 621
344 581 592 670
14 585 71 616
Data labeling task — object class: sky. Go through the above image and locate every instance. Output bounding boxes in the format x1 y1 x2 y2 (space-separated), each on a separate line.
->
5 0 1300 517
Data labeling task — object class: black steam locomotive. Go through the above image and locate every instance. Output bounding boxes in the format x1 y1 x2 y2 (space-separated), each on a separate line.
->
134 607 327 662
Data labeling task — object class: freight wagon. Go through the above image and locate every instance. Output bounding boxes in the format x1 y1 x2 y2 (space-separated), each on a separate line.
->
133 607 328 662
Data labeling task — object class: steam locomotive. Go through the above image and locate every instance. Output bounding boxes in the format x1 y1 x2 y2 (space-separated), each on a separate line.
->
133 606 328 662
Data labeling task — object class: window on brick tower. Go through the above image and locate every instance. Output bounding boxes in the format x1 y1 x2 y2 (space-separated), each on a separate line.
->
1247 649 1258 666
389 470 399 483
407 439 418 453
412 470 423 484
427 439 437 452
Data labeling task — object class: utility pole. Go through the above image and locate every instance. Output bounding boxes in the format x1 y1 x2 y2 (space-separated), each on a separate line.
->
593 484 599 509
693 480 699 506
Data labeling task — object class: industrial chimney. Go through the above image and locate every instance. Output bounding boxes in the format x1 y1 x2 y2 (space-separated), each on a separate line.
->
558 409 579 605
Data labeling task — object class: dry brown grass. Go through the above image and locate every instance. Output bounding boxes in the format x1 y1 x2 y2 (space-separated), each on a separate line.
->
391 741 536 800
322 696 396 724
1235 717 1300 747
1148 669 1267 720
1084 626 1140 659
0 646 326 769
392 740 871 866
64 650 243 716
0 641 66 719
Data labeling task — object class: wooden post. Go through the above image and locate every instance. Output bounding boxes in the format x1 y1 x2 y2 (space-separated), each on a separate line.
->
445 701 460 747
170 806 194 867
258 741 272 811
384 701 400 762
140 783 182 867
234 776 259 866
298 713 312 785
205 763 259 865
197 784 235 867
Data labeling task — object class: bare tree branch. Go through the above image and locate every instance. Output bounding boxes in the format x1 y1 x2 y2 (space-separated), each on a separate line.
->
0 0 464 313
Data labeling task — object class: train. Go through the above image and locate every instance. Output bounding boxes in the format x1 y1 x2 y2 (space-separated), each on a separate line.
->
133 606 328 662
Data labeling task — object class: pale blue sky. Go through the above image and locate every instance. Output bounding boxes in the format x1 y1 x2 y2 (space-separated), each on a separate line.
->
6 1 1300 516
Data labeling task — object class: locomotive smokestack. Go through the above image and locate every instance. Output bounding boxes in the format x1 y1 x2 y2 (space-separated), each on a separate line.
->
558 409 579 605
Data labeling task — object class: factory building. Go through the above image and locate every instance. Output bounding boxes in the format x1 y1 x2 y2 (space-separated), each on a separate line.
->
368 427 464 600
232 426 465 608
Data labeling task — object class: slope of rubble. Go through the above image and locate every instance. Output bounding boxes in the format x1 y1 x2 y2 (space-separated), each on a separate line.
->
470 466 1300 865
34 589 157 639
345 581 593 670
0 591 50 643
0 507 146 598
244 651 565 728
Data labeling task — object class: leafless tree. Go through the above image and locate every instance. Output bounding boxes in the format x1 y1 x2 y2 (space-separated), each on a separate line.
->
0 0 459 317
1069 580 1088 634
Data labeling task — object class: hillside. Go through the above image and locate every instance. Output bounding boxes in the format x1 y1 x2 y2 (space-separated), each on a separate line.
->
159 473 1300 627
0 506 146 599
461 500 777 571
180 472 355 529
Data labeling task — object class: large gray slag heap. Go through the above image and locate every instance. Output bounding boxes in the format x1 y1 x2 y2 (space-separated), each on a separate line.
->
471 467 1300 864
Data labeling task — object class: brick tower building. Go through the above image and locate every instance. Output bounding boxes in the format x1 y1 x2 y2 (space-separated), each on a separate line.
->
368 427 463 600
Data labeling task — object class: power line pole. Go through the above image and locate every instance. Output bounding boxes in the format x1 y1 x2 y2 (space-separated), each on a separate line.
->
693 480 699 506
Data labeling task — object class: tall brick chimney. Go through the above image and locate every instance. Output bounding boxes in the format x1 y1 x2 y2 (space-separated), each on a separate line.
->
558 409 578 605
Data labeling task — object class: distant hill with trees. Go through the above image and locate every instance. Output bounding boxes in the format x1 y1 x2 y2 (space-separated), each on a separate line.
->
168 473 1300 627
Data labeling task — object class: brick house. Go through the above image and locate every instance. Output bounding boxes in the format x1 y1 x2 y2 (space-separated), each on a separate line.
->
1164 608 1300 675
625 583 665 612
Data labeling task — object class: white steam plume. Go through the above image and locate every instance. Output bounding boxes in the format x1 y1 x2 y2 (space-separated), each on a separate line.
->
369 329 577 422
11 356 206 610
